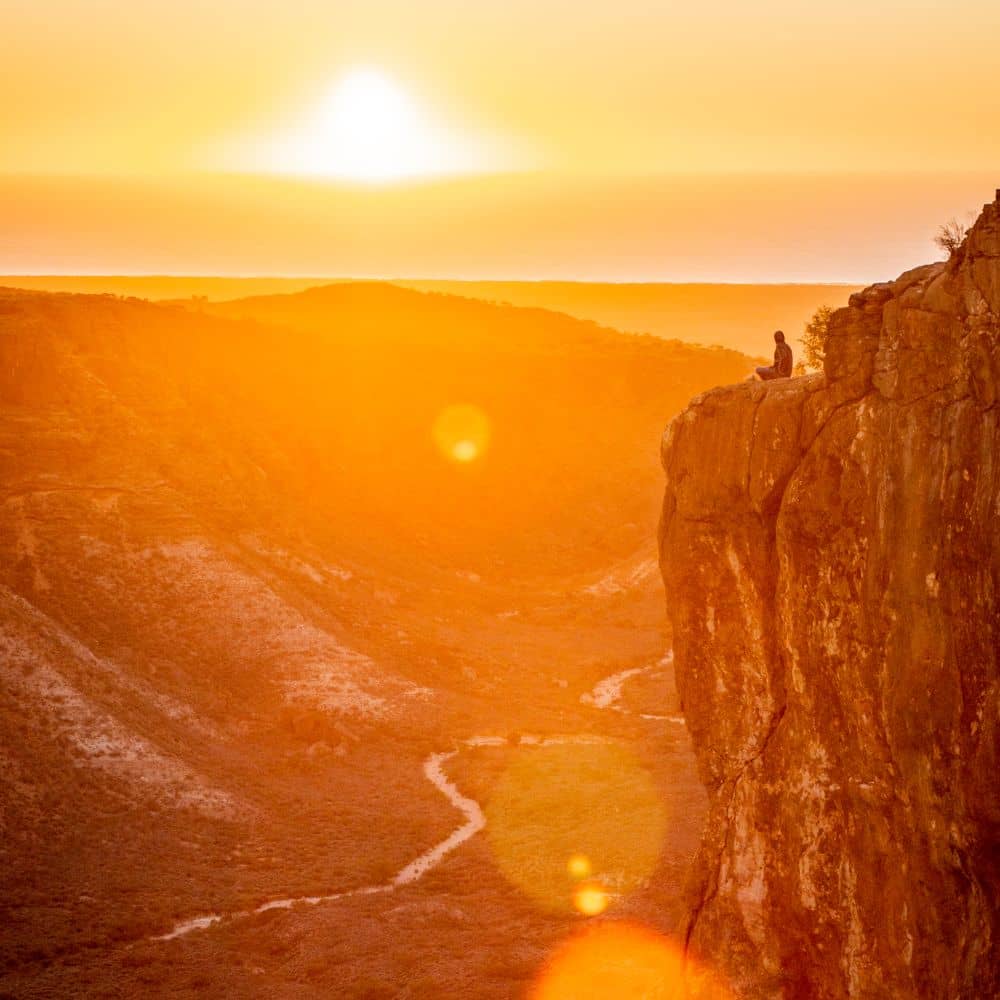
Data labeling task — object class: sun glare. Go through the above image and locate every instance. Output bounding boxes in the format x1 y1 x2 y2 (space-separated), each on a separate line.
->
240 66 497 183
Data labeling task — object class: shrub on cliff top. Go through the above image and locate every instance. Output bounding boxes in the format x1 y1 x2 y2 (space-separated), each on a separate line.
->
798 304 833 373
935 217 971 259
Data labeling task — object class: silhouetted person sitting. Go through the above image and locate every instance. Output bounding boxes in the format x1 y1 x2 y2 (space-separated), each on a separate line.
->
756 330 793 380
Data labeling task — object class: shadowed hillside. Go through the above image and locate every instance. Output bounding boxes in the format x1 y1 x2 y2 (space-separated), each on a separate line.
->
196 281 756 571
0 285 741 996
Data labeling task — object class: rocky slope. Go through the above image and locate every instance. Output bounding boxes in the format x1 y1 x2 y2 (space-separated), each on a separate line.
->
659 196 999 997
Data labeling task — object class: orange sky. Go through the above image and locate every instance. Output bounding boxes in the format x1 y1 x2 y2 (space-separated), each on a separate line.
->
4 1 999 279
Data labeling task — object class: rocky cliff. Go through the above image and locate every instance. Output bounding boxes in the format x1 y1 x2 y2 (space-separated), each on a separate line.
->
659 196 1000 997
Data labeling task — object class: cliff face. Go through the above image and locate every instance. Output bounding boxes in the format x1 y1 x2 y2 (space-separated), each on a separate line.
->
659 198 1000 997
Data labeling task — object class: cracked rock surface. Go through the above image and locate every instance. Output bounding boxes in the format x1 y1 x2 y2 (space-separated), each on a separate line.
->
659 197 999 998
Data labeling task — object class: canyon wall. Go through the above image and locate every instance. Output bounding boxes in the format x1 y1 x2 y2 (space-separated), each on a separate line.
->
659 197 1000 997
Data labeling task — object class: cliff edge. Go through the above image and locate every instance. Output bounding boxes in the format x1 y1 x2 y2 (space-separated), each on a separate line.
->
659 196 1000 997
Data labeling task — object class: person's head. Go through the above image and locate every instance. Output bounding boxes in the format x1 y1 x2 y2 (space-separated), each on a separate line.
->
774 330 785 343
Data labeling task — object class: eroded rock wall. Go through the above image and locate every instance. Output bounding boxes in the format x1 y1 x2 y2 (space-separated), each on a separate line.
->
659 198 1000 997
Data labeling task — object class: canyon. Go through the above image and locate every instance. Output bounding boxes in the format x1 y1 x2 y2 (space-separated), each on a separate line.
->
0 281 730 996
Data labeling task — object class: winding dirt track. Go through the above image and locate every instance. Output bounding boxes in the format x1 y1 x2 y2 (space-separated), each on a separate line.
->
580 651 684 723
154 658 682 943
155 748 479 941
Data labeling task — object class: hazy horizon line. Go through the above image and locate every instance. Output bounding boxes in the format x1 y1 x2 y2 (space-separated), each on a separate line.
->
0 273 865 288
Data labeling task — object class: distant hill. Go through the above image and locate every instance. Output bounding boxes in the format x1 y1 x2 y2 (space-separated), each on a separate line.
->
0 275 858 356
398 280 861 357
0 274 338 301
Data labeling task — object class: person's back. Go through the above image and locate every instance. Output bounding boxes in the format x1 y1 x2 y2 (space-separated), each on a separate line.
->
775 338 793 377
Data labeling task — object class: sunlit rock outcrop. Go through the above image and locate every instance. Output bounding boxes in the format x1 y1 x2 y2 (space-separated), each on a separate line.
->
659 196 1000 997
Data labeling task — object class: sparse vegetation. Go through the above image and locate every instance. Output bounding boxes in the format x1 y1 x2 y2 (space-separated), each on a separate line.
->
935 217 971 259
798 304 834 373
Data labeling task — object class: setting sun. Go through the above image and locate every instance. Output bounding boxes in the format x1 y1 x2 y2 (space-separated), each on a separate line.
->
242 66 493 183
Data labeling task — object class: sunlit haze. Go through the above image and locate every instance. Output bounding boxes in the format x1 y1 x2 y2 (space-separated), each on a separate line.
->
4 0 999 279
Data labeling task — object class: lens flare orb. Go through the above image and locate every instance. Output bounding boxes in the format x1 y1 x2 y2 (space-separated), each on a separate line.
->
452 439 478 462
531 922 734 1000
433 404 491 464
573 881 608 916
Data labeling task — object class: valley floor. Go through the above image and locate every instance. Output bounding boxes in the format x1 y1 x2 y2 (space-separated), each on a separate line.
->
2 559 706 999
